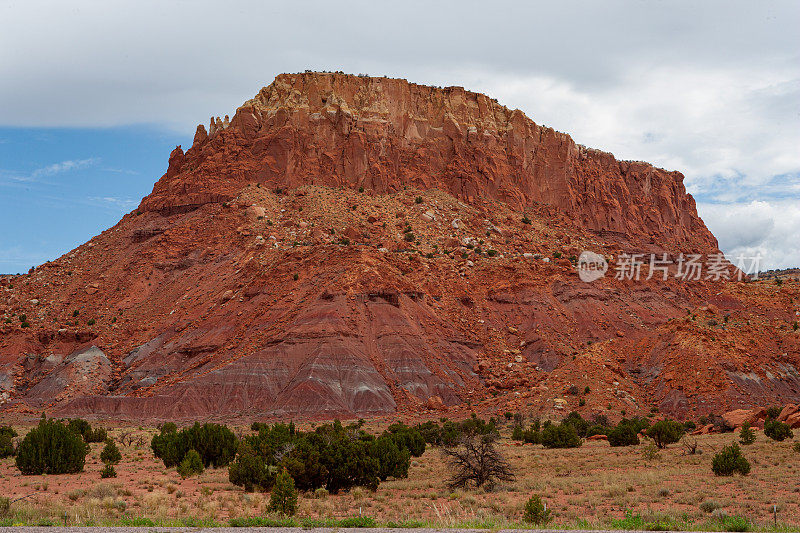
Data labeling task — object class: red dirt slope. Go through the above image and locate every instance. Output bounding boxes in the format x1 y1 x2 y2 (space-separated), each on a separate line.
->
0 72 797 421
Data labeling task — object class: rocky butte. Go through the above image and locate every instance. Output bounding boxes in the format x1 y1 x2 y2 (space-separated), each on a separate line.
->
0 72 798 422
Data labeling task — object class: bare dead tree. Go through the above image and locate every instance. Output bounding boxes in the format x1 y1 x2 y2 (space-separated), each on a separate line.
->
681 435 701 455
441 433 515 490
119 431 135 447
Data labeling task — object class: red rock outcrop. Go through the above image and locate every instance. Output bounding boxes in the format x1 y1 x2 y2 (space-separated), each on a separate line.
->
0 72 798 422
141 72 718 256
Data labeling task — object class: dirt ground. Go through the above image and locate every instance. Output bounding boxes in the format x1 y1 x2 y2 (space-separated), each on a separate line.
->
0 423 798 529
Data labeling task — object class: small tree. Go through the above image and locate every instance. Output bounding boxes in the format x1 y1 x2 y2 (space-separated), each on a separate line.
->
268 469 298 516
16 417 88 475
370 435 410 481
646 419 684 449
151 422 237 468
85 427 108 443
712 443 750 476
177 449 204 478
522 428 541 445
523 494 551 524
100 439 122 465
765 406 782 420
442 433 515 490
100 464 117 478
229 442 276 492
0 426 16 458
541 423 581 448
764 419 793 441
738 423 756 445
608 423 640 447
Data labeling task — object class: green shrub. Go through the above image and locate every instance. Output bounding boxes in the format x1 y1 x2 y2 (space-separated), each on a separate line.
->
562 411 590 437
65 419 106 443
384 422 426 457
228 443 275 492
646 419 684 448
610 510 646 530
414 196 423 204
764 419 793 441
541 423 581 448
66 418 91 437
370 435 410 481
699 500 721 513
523 494 551 524
85 427 107 443
0 426 16 458
642 442 660 461
404 232 415 242
100 439 122 465
717 515 750 532
177 449 204 478
511 425 525 441
268 469 298 516
100 464 117 478
16 417 88 474
608 423 640 447
793 442 800 453
412 416 497 447
586 424 610 438
738 423 756 445
765 405 782 421
523 428 541 445
230 420 424 494
712 443 750 476
152 422 237 468
521 216 531 225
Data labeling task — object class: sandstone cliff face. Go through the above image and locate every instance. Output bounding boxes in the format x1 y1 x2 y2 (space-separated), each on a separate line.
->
1 73 797 422
142 72 717 255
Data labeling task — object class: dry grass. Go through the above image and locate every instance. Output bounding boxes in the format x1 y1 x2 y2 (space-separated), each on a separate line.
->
0 423 798 529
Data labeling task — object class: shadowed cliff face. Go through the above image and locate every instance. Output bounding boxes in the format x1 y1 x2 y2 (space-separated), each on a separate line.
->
1 73 798 422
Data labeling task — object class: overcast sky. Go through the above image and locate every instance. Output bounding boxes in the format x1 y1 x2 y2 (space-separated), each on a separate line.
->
1 0 798 271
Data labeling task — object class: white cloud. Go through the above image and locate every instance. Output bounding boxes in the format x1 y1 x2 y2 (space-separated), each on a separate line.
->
87 196 138 210
0 0 797 266
456 65 800 197
30 158 99 180
700 200 800 270
1 158 99 184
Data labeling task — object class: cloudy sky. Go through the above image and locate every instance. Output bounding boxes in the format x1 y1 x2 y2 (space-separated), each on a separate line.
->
1 0 798 272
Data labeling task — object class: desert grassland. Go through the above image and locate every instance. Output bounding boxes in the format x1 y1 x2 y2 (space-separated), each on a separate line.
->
0 423 798 530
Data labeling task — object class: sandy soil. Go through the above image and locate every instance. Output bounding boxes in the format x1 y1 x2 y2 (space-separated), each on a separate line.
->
0 424 798 529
